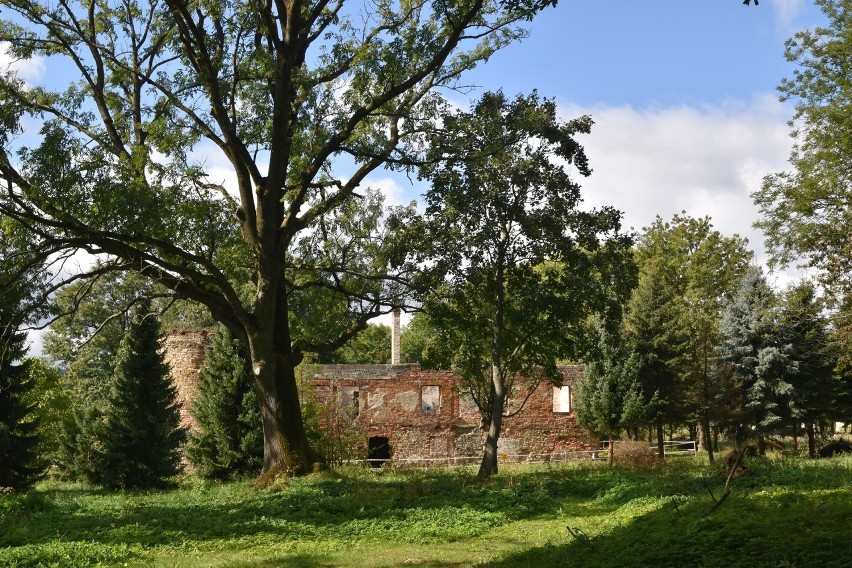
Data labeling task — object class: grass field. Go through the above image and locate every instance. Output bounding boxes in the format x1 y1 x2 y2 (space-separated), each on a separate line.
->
1 454 850 567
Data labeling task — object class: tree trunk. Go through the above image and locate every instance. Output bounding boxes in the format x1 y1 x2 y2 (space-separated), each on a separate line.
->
656 421 665 459
478 253 507 481
607 433 614 467
250 347 315 483
249 277 318 484
698 418 714 464
791 422 799 452
478 379 504 479
806 422 816 459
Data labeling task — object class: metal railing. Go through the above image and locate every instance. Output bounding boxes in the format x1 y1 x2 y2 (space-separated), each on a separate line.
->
600 439 697 457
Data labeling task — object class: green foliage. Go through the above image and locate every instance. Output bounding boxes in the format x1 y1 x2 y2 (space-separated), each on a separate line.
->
400 312 435 364
186 325 263 479
717 268 797 447
575 322 645 465
625 260 690 451
635 214 753 458
754 0 852 301
49 275 142 481
777 282 838 422
319 323 391 364
99 302 185 489
0 339 43 490
0 216 49 490
22 358 69 467
415 91 634 476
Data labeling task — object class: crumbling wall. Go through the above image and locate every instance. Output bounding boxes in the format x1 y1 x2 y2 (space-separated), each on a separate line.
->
311 364 594 463
163 330 211 432
161 331 595 462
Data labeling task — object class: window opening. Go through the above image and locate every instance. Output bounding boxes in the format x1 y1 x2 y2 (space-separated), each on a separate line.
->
422 385 440 413
553 385 571 413
368 436 391 468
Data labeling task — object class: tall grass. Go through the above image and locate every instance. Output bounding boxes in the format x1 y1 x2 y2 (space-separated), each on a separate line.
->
1 455 849 567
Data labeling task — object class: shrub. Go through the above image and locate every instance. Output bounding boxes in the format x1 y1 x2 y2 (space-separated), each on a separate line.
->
817 439 852 458
612 441 656 468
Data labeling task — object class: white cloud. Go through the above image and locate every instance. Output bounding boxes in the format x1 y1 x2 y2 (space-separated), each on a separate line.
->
362 176 409 207
558 94 796 278
0 42 46 85
773 0 807 37
26 328 46 357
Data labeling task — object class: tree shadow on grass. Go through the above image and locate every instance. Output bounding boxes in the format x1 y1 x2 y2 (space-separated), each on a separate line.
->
5 459 850 567
221 555 475 568
3 466 620 549
479 484 852 568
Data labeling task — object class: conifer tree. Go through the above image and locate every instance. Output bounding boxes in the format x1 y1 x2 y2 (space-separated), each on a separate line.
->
717 267 796 453
625 260 690 458
0 216 48 490
100 302 185 489
575 322 646 466
0 327 43 490
776 281 838 457
187 325 262 479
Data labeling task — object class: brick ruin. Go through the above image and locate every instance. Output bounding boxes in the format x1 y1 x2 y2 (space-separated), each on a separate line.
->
310 364 594 465
163 332 595 464
162 330 212 432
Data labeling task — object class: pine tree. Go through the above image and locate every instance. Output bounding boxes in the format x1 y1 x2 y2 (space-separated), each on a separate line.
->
187 325 262 479
0 327 44 490
717 267 796 453
100 303 185 489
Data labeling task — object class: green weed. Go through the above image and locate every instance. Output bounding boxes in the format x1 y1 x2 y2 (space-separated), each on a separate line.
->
0 457 849 567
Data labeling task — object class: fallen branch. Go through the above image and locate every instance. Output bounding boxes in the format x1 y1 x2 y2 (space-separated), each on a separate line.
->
566 526 598 553
705 447 748 515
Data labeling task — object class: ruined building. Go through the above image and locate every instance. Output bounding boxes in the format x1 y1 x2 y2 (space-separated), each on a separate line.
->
164 317 594 465
310 363 592 465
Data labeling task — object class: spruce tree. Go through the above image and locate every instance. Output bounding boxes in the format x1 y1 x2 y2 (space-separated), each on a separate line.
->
776 281 838 457
625 260 690 458
187 325 262 479
0 327 44 490
100 303 185 489
717 267 796 453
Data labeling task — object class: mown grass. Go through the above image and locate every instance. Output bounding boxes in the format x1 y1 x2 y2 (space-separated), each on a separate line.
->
1 455 850 567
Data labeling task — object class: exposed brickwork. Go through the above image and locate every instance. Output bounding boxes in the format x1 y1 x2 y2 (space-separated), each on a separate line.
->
311 364 594 462
163 330 211 432
163 332 595 462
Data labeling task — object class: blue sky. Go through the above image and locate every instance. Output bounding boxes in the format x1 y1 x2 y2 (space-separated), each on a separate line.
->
466 1 808 108
371 0 826 290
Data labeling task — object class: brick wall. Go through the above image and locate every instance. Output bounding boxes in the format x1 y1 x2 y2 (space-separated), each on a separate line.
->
163 330 211 431
162 331 595 462
310 364 594 462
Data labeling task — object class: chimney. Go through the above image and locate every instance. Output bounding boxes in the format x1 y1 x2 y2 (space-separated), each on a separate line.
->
391 307 401 365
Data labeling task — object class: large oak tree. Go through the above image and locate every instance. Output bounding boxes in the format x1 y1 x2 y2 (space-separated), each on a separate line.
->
0 0 558 478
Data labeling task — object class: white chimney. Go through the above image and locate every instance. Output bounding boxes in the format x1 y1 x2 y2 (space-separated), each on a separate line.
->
391 307 401 365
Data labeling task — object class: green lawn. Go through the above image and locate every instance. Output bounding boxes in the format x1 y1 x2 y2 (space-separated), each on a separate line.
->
2 455 850 567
